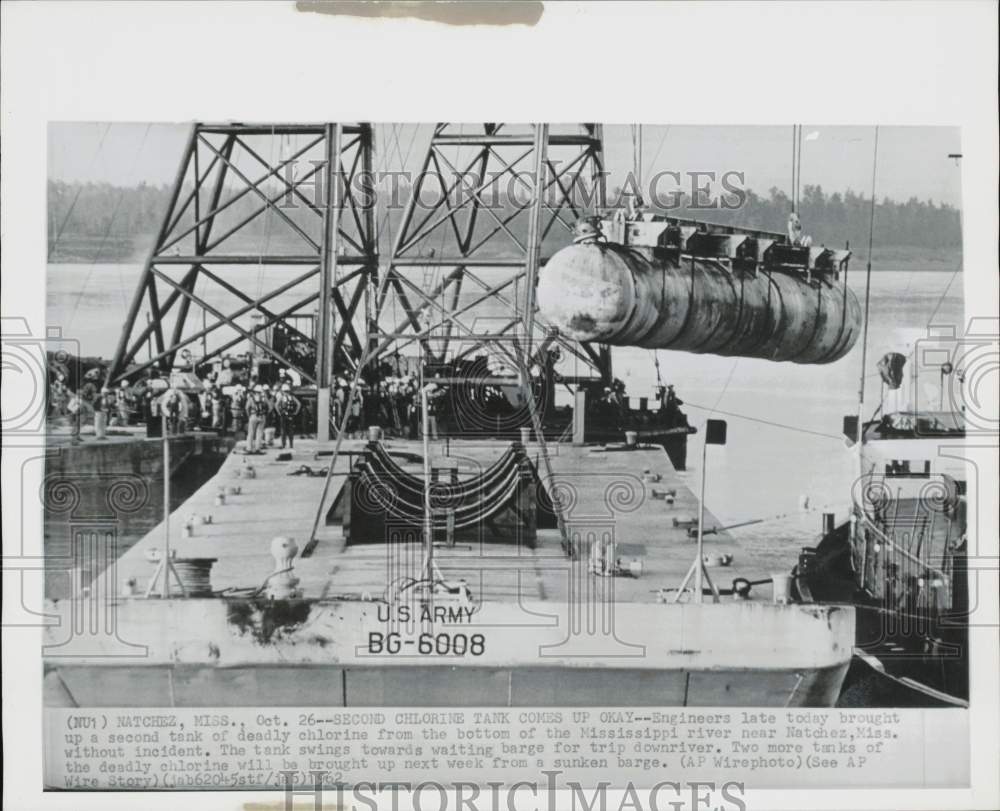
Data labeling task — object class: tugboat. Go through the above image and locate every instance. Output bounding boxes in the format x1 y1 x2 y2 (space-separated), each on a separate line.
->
796 349 969 707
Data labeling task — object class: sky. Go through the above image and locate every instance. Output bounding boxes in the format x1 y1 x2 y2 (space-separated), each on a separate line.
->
47 122 963 207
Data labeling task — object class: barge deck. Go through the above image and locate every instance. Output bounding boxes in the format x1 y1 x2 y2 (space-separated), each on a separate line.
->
44 437 854 708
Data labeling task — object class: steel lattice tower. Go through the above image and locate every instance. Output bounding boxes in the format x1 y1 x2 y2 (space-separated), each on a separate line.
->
107 123 378 393
374 123 610 384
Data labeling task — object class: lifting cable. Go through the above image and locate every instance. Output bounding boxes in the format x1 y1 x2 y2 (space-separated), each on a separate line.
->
855 126 879 448
513 344 574 557
373 123 411 344
796 124 803 212
256 127 279 302
67 123 153 332
631 123 643 192
645 126 670 186
682 399 844 441
49 123 113 260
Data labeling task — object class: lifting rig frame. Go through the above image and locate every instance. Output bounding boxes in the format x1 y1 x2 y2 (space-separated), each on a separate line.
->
108 122 609 443
106 123 379 396
309 123 608 556
375 123 611 382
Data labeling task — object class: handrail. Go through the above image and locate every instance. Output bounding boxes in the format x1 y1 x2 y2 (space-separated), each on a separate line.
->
854 508 949 581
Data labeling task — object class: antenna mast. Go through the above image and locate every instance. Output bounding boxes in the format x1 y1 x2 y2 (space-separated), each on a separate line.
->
855 125 880 451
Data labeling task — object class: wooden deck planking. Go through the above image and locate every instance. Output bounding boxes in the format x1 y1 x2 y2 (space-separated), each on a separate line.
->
100 437 778 604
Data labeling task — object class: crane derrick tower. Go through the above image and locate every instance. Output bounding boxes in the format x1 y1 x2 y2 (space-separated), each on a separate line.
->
374 123 611 398
107 123 378 392
107 122 610 437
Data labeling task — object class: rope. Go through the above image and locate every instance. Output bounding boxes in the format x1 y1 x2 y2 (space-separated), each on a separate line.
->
513 346 573 557
307 343 374 546
379 123 420 240
683 400 844 441
706 358 739 416
48 123 113 259
305 125 432 549
170 558 215 597
66 123 153 331
870 254 964 386
645 126 670 184
256 126 279 302
925 260 963 328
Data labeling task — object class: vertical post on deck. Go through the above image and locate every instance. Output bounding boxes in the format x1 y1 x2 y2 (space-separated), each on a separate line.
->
694 437 708 603
162 414 171 597
421 385 434 586
317 123 343 440
573 389 587 446
673 419 724 604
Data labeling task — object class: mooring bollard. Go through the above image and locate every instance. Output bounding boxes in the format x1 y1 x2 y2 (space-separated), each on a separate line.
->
771 572 792 604
266 536 302 599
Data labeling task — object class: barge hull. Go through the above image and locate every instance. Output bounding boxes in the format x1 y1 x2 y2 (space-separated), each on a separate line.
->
43 598 853 708
45 662 847 708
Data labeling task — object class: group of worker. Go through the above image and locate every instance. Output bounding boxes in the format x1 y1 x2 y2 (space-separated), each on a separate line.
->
49 359 452 445
331 374 445 439
584 377 688 430
198 368 304 451
48 365 306 448
48 373 140 443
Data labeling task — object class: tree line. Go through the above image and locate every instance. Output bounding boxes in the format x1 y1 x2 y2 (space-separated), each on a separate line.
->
48 179 961 261
654 184 962 253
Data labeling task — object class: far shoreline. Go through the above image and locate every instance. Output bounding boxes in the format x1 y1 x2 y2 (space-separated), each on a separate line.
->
47 240 963 272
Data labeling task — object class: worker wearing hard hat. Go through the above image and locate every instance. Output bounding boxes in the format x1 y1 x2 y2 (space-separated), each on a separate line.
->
245 384 271 453
229 382 247 438
114 380 133 427
159 387 188 436
210 386 226 434
66 386 82 443
274 383 302 449
50 373 68 417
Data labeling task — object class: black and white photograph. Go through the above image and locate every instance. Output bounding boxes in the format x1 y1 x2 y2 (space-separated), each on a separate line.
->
3 2 998 810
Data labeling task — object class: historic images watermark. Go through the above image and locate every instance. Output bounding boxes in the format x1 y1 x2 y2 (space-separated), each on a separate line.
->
274 166 749 213
277 773 748 811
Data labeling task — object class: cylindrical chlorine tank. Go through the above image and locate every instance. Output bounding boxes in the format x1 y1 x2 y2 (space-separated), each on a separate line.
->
536 242 861 364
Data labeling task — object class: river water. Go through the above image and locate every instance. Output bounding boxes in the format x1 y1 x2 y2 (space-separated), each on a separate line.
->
47 262 964 577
